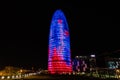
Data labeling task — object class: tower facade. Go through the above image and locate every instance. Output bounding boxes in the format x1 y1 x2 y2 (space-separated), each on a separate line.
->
48 10 72 74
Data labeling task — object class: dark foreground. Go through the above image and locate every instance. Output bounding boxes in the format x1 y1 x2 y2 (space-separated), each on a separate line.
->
20 74 118 80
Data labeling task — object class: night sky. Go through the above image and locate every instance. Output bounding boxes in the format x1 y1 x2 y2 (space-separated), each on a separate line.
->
1 1 120 69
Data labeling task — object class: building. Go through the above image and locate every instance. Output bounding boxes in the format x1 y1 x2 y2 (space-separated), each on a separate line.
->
48 10 72 74
104 50 120 69
72 56 89 72
89 54 96 72
105 57 120 69
72 55 96 73
98 50 120 69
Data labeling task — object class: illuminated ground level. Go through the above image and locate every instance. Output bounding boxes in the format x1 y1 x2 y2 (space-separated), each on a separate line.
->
0 67 120 79
0 72 119 80
20 74 118 80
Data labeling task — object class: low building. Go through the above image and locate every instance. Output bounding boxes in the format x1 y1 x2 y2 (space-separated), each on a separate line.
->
72 56 89 72
72 54 96 73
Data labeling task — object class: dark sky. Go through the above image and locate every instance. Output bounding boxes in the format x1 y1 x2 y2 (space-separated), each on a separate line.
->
1 1 120 69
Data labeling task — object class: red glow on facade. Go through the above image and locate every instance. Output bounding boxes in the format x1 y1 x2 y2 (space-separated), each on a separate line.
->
64 30 69 36
48 48 72 74
58 19 62 24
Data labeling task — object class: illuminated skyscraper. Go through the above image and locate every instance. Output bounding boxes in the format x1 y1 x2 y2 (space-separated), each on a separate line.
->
48 10 72 74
